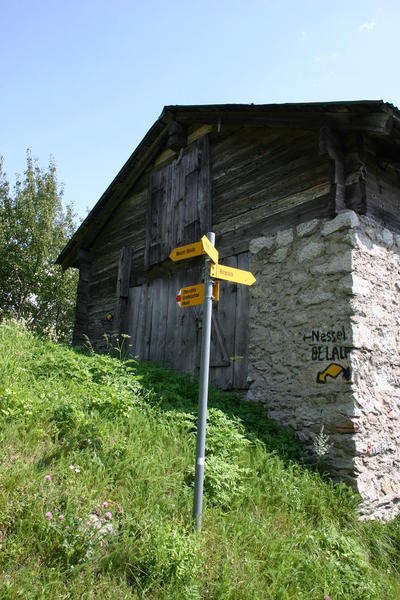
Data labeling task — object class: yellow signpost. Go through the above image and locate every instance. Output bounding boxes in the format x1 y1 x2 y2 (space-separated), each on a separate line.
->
201 235 219 264
169 241 204 262
176 282 219 308
169 236 219 264
210 263 256 286
169 233 255 531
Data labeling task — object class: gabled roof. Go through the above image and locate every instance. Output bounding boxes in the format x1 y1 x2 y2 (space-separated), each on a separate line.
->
57 100 400 269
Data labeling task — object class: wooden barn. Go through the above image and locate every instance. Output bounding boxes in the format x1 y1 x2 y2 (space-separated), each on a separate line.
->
57 101 399 386
58 101 400 517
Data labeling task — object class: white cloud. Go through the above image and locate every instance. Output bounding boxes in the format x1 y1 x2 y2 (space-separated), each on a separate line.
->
359 20 376 32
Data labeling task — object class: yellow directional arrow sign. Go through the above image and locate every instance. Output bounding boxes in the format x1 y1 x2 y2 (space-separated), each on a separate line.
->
210 263 256 286
201 235 218 264
176 284 204 307
176 282 219 308
169 241 203 262
169 237 219 264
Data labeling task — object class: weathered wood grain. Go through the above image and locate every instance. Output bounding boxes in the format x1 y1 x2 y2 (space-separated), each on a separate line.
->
233 252 250 389
115 246 133 337
72 249 92 346
320 126 346 213
144 137 212 269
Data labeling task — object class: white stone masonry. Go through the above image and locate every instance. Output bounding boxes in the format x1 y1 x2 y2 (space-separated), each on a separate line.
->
248 211 400 520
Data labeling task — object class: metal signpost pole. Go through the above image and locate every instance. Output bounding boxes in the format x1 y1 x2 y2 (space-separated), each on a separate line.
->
193 231 215 531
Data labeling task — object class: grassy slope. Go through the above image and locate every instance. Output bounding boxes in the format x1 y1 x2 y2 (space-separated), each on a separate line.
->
0 322 400 599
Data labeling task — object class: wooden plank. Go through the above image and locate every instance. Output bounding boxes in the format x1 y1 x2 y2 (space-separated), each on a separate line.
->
212 128 329 225
127 286 142 357
184 165 199 242
180 264 200 375
115 246 133 336
198 135 212 236
148 278 163 363
215 182 329 236
320 126 346 213
135 284 148 358
216 194 332 258
72 249 92 346
164 272 180 369
367 162 400 228
154 148 177 167
157 276 171 365
188 125 213 145
233 253 250 389
210 256 237 389
142 281 153 361
173 268 186 372
170 108 393 134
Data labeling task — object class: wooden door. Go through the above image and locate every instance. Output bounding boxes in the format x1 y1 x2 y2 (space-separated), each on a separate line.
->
144 136 212 269
127 252 250 390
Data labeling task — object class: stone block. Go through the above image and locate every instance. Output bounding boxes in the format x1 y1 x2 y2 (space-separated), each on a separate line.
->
249 236 275 254
378 228 394 247
352 275 371 296
321 210 359 236
296 219 320 237
337 274 370 295
296 241 324 262
289 271 308 284
270 247 289 263
276 229 294 247
310 253 352 275
352 323 373 350
299 289 332 306
338 275 353 291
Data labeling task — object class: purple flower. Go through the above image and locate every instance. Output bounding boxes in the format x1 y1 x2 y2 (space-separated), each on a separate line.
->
45 511 53 520
105 511 112 521
103 501 109 509
324 596 331 600
44 474 51 482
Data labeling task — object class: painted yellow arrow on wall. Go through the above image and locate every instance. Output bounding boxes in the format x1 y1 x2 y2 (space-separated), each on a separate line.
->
316 363 351 384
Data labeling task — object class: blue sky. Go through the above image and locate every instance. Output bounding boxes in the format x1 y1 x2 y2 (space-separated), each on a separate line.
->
1 0 399 220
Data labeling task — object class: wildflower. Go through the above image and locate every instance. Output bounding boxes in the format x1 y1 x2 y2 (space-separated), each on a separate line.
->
45 511 53 520
324 596 331 600
44 474 51 482
59 514 65 521
69 464 75 470
103 501 109 509
75 466 80 474
105 511 112 521
117 503 123 514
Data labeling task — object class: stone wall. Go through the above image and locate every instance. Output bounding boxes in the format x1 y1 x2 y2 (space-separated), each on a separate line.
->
351 217 400 519
247 211 400 519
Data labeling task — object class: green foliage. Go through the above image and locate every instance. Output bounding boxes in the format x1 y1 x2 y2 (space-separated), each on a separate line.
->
0 152 78 341
1 321 400 599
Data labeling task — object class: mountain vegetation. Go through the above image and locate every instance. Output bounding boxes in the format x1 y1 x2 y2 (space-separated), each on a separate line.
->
0 154 77 341
1 321 400 598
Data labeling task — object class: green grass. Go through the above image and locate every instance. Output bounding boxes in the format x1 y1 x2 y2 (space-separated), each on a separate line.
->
1 320 400 599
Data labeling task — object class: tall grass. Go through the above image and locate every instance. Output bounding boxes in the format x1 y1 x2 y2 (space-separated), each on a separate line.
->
0 320 399 599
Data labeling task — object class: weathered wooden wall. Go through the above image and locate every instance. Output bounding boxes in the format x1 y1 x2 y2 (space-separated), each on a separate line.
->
74 124 335 387
211 126 330 258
